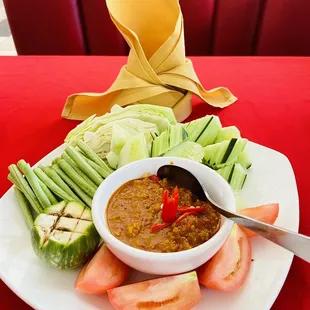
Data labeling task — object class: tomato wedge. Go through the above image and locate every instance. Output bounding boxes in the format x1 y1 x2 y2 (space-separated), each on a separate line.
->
75 244 130 294
238 203 279 237
197 224 252 292
108 271 201 310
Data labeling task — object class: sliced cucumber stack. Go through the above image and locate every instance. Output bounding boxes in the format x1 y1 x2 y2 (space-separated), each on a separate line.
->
217 163 247 191
203 138 248 169
163 141 204 162
31 201 100 270
151 124 188 157
183 115 221 146
215 126 241 143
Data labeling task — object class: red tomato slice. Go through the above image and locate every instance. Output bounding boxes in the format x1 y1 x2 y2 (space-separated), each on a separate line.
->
75 244 130 294
198 224 252 292
108 271 201 310
238 203 279 237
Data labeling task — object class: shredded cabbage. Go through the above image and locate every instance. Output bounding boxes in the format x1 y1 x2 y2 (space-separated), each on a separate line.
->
82 118 158 158
65 104 176 145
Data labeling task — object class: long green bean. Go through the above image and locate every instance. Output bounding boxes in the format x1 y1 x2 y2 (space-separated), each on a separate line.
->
77 140 113 177
65 146 103 186
33 167 77 202
77 151 111 178
45 167 85 206
8 165 43 214
52 164 92 207
17 160 51 209
57 159 96 197
14 187 34 229
61 153 97 188
8 173 22 191
37 178 58 204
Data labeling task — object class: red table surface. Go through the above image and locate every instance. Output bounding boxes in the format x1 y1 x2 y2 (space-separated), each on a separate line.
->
0 56 310 309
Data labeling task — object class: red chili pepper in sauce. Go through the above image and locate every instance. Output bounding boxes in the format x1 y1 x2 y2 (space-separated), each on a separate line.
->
148 175 160 182
151 222 171 232
174 211 195 224
178 206 207 213
161 186 179 222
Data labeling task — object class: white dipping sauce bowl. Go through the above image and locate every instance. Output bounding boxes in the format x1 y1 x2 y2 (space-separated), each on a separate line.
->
92 157 235 275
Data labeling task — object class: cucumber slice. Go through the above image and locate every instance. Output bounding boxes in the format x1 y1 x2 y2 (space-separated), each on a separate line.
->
106 150 120 170
183 115 222 146
151 124 187 157
230 164 247 190
31 201 100 269
110 123 131 154
217 163 247 191
118 132 150 168
236 151 252 169
151 129 170 157
215 126 241 143
203 138 248 168
164 141 204 163
170 124 188 149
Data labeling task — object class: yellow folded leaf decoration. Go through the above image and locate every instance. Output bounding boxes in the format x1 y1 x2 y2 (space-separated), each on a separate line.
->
62 0 237 122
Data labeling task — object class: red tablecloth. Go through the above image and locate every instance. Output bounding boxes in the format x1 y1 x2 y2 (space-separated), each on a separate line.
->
0 56 310 310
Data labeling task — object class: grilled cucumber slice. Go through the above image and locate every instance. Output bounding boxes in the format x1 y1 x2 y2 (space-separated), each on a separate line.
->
31 201 100 270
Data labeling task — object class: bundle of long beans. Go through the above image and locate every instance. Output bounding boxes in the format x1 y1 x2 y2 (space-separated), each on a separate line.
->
8 141 113 228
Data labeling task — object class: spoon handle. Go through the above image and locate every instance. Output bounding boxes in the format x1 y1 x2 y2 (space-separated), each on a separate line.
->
211 204 310 263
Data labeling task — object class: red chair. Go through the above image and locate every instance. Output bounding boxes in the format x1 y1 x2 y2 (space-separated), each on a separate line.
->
3 0 310 56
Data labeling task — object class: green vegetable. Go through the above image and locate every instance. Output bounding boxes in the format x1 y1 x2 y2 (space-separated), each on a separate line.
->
37 178 58 205
118 132 150 168
151 124 188 157
236 151 252 169
64 114 96 145
110 123 131 154
44 167 85 206
57 159 97 197
215 126 241 143
203 138 247 169
60 153 98 189
65 146 103 186
217 163 247 191
64 104 171 147
106 151 120 169
14 187 34 229
31 201 100 269
78 151 113 178
8 165 43 214
107 104 177 132
52 165 92 207
163 141 204 162
77 140 113 177
33 167 78 203
184 115 222 146
79 118 158 159
17 160 51 209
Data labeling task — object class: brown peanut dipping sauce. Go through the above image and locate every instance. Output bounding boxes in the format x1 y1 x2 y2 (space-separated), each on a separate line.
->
106 176 221 253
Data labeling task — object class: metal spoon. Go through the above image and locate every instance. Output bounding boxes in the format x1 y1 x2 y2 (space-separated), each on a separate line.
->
157 165 310 263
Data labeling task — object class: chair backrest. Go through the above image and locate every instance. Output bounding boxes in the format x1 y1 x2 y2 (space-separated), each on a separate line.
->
4 0 310 56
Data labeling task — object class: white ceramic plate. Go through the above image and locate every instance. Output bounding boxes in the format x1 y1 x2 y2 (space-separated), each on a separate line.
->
0 142 299 310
